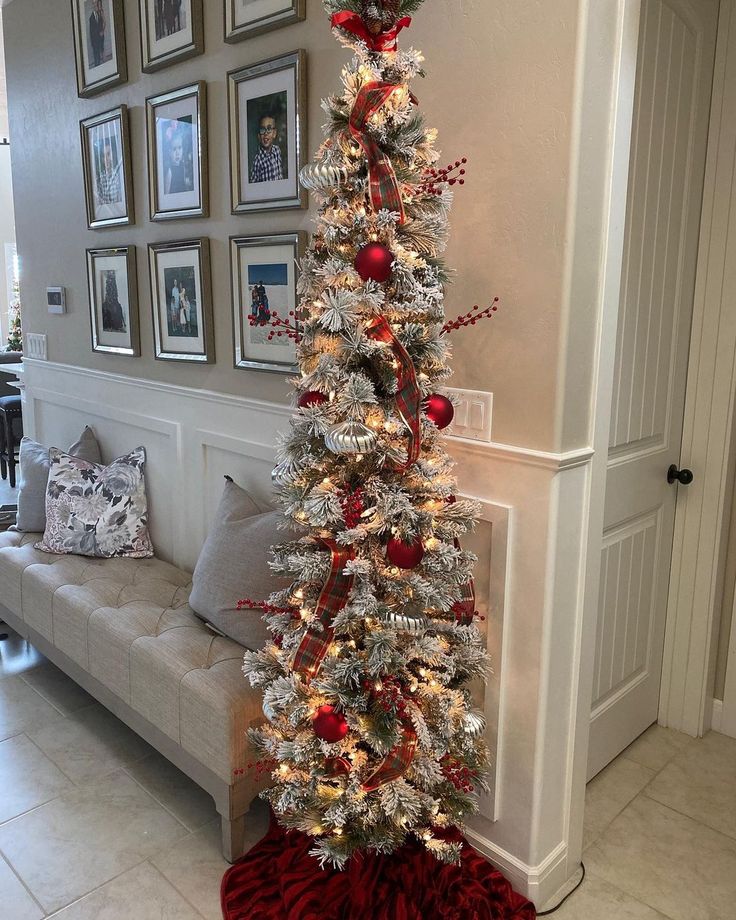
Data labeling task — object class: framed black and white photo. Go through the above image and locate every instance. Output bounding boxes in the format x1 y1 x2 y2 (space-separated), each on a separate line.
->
224 0 305 43
139 0 204 73
80 106 134 229
70 0 127 98
230 232 303 373
87 246 140 356
149 238 214 363
146 82 208 221
228 51 306 214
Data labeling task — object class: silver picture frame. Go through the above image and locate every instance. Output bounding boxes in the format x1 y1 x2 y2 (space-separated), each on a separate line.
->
70 0 128 99
87 246 140 356
149 238 214 364
227 50 307 214
80 105 134 230
146 81 209 221
139 0 204 73
230 232 304 374
224 0 306 43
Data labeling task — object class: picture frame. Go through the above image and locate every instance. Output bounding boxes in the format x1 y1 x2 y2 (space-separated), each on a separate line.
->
224 0 306 43
139 0 204 73
149 238 214 364
80 106 134 230
70 0 128 98
146 82 208 221
230 232 304 374
228 50 307 214
86 246 140 356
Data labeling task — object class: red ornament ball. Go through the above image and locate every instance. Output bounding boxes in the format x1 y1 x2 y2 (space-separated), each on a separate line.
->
386 536 425 570
354 243 394 283
312 705 349 744
425 393 455 429
298 390 328 409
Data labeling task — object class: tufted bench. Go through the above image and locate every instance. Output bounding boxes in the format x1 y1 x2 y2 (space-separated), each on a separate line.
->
0 530 267 861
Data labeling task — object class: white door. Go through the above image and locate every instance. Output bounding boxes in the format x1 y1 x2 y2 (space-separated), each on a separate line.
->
588 0 719 780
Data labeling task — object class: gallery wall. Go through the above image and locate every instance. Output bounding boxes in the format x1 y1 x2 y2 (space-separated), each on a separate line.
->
2 0 585 453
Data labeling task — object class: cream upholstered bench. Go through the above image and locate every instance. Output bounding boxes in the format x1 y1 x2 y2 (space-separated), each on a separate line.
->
0 530 266 862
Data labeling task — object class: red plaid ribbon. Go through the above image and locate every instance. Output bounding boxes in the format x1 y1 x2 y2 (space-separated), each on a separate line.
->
291 539 355 682
331 12 412 52
361 719 418 792
349 82 406 223
367 316 421 469
452 545 477 627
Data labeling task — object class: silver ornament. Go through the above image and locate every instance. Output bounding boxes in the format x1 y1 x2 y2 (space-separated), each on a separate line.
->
272 458 298 487
463 710 486 738
324 421 377 455
299 162 350 191
382 604 429 634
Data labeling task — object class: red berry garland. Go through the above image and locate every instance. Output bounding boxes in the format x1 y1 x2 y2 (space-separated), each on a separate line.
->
441 754 476 793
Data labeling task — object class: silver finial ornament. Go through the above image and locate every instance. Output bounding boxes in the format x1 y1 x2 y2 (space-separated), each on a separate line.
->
299 163 350 192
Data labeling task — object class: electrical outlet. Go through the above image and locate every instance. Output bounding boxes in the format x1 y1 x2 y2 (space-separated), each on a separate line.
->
445 387 493 442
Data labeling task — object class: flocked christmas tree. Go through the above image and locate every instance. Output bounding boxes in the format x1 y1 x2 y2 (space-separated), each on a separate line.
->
7 278 22 353
242 0 501 870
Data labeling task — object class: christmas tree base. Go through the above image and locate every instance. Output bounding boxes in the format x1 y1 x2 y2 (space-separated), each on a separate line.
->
221 813 536 920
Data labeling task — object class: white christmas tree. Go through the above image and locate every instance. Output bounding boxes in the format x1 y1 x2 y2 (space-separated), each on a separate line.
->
243 0 498 869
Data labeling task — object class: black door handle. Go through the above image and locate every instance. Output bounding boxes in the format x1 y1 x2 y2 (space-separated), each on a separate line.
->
668 465 694 485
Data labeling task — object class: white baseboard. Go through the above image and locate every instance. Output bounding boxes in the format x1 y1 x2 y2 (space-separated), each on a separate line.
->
711 698 724 733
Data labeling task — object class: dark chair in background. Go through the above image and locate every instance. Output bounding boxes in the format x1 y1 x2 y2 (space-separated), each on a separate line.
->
0 394 23 488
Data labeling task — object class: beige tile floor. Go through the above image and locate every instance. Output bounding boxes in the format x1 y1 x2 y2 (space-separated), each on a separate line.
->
2 624 735 918
0 625 270 919
550 724 736 919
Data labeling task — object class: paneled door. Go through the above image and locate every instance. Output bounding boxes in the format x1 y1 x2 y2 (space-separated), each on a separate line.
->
588 0 719 780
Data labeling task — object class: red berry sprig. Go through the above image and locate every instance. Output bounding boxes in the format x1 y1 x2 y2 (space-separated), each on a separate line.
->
248 310 302 343
362 676 408 716
339 487 365 529
234 757 277 778
442 298 500 336
417 158 468 196
441 754 476 793
238 598 296 616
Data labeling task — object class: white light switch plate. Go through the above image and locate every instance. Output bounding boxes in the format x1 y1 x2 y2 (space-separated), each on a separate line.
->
24 333 48 361
446 387 493 442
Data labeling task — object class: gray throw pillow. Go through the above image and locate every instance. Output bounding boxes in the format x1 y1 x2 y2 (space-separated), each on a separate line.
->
16 428 102 532
189 478 289 651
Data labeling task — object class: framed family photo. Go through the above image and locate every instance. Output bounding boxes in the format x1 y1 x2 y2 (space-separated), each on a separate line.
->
146 82 208 221
80 106 134 229
228 51 307 214
139 0 204 73
70 0 127 98
149 238 214 363
86 246 140 356
230 232 303 374
224 0 306 43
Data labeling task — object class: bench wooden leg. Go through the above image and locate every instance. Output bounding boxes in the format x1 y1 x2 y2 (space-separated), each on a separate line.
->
221 812 247 864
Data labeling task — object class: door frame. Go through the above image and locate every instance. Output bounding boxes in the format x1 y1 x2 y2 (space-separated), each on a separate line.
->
570 0 734 873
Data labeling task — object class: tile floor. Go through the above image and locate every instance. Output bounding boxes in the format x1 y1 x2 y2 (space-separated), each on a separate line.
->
1 623 734 919
551 723 736 919
0 625 269 919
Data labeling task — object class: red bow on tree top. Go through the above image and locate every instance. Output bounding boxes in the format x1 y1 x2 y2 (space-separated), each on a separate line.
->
331 11 412 52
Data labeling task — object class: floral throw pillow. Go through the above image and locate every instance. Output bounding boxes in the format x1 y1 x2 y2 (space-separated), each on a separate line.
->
35 447 154 558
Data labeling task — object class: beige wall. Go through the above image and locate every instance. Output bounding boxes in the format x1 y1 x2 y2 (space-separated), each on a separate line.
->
2 0 587 453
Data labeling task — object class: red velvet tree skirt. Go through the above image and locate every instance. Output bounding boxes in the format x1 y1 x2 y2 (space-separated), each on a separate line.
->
221 815 536 920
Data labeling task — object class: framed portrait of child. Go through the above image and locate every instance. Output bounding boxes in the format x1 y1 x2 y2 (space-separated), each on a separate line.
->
230 232 304 374
224 0 306 43
71 0 128 98
80 106 134 230
139 0 204 73
146 82 208 221
227 51 307 214
86 246 140 356
149 238 214 363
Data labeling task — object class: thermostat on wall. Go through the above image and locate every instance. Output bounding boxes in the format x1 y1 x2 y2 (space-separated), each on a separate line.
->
47 287 66 315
